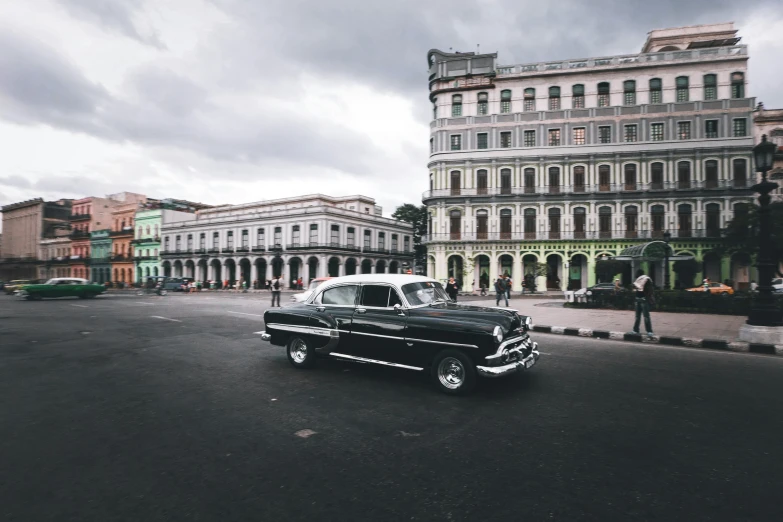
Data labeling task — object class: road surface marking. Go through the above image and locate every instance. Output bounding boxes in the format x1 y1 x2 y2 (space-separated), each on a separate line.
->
295 429 317 438
151 315 182 322
70 304 88 308
227 311 263 317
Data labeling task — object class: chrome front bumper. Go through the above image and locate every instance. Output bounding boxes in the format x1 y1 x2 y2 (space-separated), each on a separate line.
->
257 331 272 342
476 350 540 378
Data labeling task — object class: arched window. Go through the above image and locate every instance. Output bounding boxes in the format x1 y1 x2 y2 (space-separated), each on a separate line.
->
676 76 689 102
705 160 719 188
597 82 610 107
573 166 585 192
650 162 664 189
500 209 512 239
731 72 745 99
548 167 561 194
451 94 462 117
450 170 461 195
598 206 612 238
548 86 561 110
733 159 747 188
624 205 638 238
476 169 488 195
598 165 611 191
476 210 488 239
677 161 691 189
703 74 717 100
523 88 535 111
548 208 561 239
706 203 721 237
524 208 536 239
500 168 512 194
623 80 636 105
649 78 662 104
678 204 692 237
572 84 585 108
624 164 637 190
573 207 586 239
500 89 512 113
477 92 488 115
449 210 461 240
524 168 535 194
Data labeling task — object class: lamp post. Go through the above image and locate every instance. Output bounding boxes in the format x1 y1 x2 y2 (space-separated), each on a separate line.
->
746 134 782 328
663 230 671 290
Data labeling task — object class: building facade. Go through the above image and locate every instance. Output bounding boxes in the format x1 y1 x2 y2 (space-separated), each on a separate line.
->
424 23 757 291
160 194 414 288
38 230 73 280
110 200 143 285
753 105 783 201
90 230 112 283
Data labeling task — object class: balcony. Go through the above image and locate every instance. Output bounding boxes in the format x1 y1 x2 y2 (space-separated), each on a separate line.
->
133 256 156 261
47 257 71 265
68 255 90 263
70 230 91 239
236 246 250 253
193 248 207 255
423 228 720 243
69 213 91 221
422 179 755 200
131 236 160 245
252 246 266 252
208 247 220 253
109 228 134 237
110 254 129 261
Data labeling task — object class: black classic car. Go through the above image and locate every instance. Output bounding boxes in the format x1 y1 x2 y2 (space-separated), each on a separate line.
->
258 275 540 395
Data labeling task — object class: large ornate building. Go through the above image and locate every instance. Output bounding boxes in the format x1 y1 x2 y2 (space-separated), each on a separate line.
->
160 194 414 288
424 23 757 291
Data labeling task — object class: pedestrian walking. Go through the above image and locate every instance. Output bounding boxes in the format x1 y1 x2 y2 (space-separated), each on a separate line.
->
613 278 621 294
271 276 281 307
495 277 508 307
297 277 303 290
445 277 459 302
632 269 655 338
504 274 512 300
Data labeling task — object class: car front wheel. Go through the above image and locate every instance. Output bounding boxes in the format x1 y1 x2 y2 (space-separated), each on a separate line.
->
286 336 316 369
431 349 476 395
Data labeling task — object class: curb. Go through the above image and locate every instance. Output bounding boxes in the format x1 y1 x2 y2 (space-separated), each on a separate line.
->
531 324 783 356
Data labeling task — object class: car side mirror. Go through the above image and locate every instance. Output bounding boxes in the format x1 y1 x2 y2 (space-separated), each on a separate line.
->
393 303 405 315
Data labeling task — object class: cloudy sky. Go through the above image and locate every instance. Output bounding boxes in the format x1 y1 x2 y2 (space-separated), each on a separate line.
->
1 0 781 222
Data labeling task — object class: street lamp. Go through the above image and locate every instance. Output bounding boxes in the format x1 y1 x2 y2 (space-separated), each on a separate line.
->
746 134 782 327
663 230 671 290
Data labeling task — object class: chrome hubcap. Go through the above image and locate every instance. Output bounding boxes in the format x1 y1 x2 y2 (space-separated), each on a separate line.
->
438 357 464 389
290 339 308 363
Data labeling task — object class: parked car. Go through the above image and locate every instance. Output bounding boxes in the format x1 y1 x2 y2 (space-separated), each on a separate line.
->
772 278 783 293
586 282 623 296
686 282 734 296
290 277 332 302
260 274 540 395
4 279 35 295
160 277 188 291
15 278 107 300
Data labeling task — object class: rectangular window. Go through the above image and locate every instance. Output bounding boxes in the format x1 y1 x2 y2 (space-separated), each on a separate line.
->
598 94 609 107
451 97 462 117
523 99 535 112
187 234 193 250
175 236 181 250
347 227 355 247
523 130 536 147
731 72 745 99
548 129 561 146
391 234 398 252
599 126 611 144
430 138 433 153
733 118 747 137
500 131 512 148
677 121 691 140
378 232 385 250
650 122 664 141
274 227 282 247
477 93 488 115
212 232 219 248
450 135 461 151
705 120 719 139
649 78 662 104
573 127 585 145
330 225 339 246
241 230 248 247
477 133 488 149
572 85 585 109
704 75 717 100
624 125 638 143
257 228 265 246
623 80 636 105
572 95 584 108
199 233 206 249
291 226 300 246
676 77 689 102
364 230 371 249
500 90 512 113
403 236 410 252
309 224 318 245
226 231 233 249
548 97 560 111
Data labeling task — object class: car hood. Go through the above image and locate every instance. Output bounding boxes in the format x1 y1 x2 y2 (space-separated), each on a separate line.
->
416 302 525 332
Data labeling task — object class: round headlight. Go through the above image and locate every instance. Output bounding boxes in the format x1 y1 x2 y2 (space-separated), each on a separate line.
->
493 326 503 343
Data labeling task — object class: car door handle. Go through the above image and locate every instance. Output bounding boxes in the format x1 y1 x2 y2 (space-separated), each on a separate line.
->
356 308 366 314
316 306 325 312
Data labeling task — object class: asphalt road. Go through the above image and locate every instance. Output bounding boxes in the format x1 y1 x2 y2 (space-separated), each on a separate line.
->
1 292 782 522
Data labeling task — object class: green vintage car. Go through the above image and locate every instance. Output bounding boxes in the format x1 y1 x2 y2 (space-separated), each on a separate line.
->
16 278 107 300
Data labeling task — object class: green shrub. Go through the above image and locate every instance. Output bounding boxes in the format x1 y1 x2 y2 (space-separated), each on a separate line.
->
566 290 783 316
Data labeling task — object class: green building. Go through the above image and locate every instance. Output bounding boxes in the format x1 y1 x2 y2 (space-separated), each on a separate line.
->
133 209 162 281
89 229 112 283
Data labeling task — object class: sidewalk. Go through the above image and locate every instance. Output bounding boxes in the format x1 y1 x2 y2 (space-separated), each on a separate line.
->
469 298 746 341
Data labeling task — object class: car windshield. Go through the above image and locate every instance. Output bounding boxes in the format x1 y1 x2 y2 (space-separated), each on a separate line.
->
401 281 450 306
308 279 326 291
45 279 58 285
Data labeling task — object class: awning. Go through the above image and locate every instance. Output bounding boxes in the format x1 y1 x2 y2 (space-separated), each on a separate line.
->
611 240 693 262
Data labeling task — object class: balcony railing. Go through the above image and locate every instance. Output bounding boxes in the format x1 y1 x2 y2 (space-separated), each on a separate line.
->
110 254 129 261
109 228 134 237
236 246 250 252
133 256 156 261
69 213 91 221
70 230 91 239
252 246 266 252
423 228 720 243
131 236 160 244
422 179 754 200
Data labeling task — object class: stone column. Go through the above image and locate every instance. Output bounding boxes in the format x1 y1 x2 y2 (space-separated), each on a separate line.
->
284 261 290 289
338 260 345 277
320 256 328 277
251 261 258 285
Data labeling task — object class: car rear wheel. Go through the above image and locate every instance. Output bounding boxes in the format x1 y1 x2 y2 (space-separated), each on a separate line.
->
431 349 476 395
286 336 316 369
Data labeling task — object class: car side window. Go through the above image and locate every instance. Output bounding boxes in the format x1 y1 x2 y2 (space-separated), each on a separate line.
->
361 285 391 308
321 285 358 306
710 283 720 288
389 289 403 307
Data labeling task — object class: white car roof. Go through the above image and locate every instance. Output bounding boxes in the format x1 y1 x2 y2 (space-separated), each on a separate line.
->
316 274 437 291
49 278 88 283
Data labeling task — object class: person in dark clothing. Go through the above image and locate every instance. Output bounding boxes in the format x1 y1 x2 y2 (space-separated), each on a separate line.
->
445 277 459 302
495 277 508 307
632 269 655 338
271 276 281 307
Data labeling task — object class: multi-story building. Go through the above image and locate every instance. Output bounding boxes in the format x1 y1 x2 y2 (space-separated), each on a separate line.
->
753 104 783 201
1 198 72 280
133 199 210 282
161 194 415 288
38 227 73 280
89 230 112 283
424 23 757 291
109 197 146 285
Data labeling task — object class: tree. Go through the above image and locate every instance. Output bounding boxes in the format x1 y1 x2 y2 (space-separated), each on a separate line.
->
392 204 428 274
716 202 783 278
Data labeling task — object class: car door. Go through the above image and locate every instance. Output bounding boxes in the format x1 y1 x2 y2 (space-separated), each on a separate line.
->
348 284 409 364
309 284 360 353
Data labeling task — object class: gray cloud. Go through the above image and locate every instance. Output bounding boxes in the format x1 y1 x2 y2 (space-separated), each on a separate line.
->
56 0 166 49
